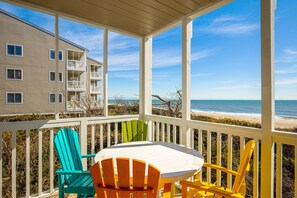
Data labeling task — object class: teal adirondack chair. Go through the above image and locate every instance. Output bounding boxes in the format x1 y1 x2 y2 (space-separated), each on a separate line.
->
54 128 95 198
122 120 148 142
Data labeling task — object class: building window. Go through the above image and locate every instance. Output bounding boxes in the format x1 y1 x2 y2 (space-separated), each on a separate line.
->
49 72 63 82
49 49 63 61
6 68 23 80
6 92 23 104
49 93 55 103
59 94 63 103
6 44 23 57
49 93 63 103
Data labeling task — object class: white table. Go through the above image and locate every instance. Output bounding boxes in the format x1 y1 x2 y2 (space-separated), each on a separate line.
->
95 141 204 197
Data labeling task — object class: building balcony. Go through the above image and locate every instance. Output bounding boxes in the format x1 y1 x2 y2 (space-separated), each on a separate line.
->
67 81 85 91
66 101 84 111
1 114 296 197
90 86 102 94
90 72 102 80
67 60 85 71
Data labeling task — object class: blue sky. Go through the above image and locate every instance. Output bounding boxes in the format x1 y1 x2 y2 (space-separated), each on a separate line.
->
1 0 296 100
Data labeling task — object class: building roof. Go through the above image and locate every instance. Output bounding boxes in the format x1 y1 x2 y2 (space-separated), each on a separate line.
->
6 0 231 37
0 8 89 52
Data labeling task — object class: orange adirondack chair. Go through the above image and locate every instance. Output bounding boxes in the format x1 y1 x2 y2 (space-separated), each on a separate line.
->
90 158 169 198
180 140 255 198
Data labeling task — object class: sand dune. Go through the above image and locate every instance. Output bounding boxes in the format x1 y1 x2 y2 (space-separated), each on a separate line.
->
192 111 297 129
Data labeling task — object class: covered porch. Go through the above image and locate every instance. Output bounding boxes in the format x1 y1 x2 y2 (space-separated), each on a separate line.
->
0 0 296 197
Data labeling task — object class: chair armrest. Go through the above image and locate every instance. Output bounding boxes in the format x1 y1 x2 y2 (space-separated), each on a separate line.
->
81 154 96 158
180 180 242 198
56 169 91 175
203 163 238 176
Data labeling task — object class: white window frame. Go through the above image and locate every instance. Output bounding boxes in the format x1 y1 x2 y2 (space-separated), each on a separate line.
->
49 49 63 61
49 71 63 82
6 43 23 57
49 93 63 104
49 93 55 104
6 68 23 80
6 92 23 104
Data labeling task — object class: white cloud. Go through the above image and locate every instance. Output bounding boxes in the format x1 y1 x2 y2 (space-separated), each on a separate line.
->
276 49 297 63
213 15 245 23
204 23 259 36
191 73 212 77
153 49 215 68
199 14 259 36
213 84 253 90
276 78 297 86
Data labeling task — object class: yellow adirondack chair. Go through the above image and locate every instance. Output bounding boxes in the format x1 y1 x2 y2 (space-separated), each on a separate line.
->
90 158 170 198
180 140 255 198
122 120 147 142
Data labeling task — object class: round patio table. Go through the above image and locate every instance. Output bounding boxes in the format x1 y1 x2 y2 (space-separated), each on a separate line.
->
95 141 204 197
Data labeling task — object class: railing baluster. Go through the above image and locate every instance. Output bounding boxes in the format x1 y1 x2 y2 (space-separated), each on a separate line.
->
107 123 111 147
191 129 194 149
240 136 245 161
25 129 32 197
49 129 54 193
198 129 202 182
38 129 42 196
295 146 297 198
91 125 95 154
276 143 282 198
253 139 259 198
115 123 118 145
166 124 170 142
100 124 103 150
156 122 160 141
173 125 176 144
227 135 233 189
12 130 16 198
217 132 221 186
0 131 2 197
152 122 155 141
207 131 211 183
161 123 165 142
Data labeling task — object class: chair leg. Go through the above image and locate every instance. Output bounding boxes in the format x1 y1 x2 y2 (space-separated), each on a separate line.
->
58 175 64 198
182 184 188 198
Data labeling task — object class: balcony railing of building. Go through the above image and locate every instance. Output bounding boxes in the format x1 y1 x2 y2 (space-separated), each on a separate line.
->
67 60 85 70
66 101 83 111
67 81 85 90
0 114 297 197
90 86 102 93
90 72 102 79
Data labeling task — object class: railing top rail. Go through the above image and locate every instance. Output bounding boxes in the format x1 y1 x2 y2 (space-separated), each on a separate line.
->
272 130 297 146
0 115 139 132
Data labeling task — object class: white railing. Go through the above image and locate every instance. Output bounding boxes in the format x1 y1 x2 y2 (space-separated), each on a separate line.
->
0 114 296 197
145 114 297 198
67 60 85 70
67 81 85 90
90 72 102 79
90 86 102 93
0 115 139 197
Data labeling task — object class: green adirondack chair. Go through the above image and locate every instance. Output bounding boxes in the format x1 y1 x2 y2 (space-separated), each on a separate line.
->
54 128 95 198
122 120 148 142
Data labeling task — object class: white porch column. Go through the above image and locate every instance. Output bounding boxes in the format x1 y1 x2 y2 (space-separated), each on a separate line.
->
54 14 60 119
181 18 192 147
140 37 153 140
261 0 275 197
103 27 109 116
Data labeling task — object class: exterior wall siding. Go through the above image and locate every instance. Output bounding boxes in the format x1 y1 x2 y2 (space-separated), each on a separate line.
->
0 11 102 115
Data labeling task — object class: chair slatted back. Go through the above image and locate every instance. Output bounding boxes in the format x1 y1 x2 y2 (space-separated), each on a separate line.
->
232 140 255 193
54 128 83 184
90 158 160 198
122 120 148 142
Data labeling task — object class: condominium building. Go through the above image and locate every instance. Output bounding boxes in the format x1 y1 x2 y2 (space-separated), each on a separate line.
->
0 9 103 115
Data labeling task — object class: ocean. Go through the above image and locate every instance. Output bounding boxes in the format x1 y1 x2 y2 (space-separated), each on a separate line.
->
190 100 297 119
109 100 297 119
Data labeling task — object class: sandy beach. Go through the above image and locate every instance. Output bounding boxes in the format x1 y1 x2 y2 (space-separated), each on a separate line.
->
192 111 297 129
